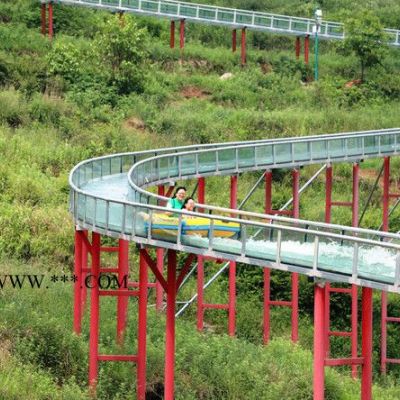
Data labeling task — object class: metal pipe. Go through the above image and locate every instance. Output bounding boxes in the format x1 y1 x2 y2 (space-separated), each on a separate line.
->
361 287 373 400
117 239 129 344
313 283 325 400
73 229 83 334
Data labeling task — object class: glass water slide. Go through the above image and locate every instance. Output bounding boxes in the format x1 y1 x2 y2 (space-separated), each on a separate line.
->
47 0 400 46
70 129 400 293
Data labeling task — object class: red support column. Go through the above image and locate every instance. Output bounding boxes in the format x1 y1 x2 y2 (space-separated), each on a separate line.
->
81 231 88 310
164 250 177 400
295 36 300 59
381 157 390 374
156 186 165 311
73 229 83 334
197 177 205 331
232 29 237 52
88 232 101 393
313 284 326 400
228 176 238 336
351 163 360 379
117 239 129 344
241 28 246 66
170 20 175 49
41 3 46 36
291 169 300 342
48 3 53 39
137 249 149 400
263 268 271 344
361 287 373 400
304 35 310 64
179 19 185 49
263 171 272 344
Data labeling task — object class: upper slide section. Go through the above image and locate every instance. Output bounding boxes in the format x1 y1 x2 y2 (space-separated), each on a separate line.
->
70 129 400 294
46 0 400 46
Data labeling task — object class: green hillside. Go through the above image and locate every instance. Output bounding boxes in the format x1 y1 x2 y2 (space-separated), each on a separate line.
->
1 0 400 398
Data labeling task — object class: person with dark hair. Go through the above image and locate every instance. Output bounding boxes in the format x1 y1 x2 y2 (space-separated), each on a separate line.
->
167 186 187 210
182 197 195 218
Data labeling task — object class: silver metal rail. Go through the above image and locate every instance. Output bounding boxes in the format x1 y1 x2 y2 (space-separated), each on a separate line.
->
46 0 400 46
69 128 400 294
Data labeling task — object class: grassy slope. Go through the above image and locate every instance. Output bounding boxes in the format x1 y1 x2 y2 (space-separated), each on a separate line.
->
1 0 400 398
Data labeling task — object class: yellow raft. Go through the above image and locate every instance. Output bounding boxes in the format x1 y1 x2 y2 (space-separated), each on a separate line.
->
144 213 240 239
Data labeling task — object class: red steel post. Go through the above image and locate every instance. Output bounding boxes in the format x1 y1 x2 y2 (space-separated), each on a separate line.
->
351 163 359 379
263 268 271 344
73 229 83 334
241 28 246 65
81 231 88 310
291 169 300 342
117 239 129 344
361 287 373 400
232 29 237 52
41 3 46 36
304 35 310 64
164 250 177 400
313 284 326 400
137 249 149 400
180 19 185 49
381 157 390 373
196 256 204 331
170 20 175 49
48 3 53 39
263 171 273 344
295 36 300 59
156 186 165 311
88 232 101 393
197 177 205 331
229 175 238 336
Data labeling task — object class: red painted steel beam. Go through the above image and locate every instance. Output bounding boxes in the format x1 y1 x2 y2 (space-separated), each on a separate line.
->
117 239 129 345
81 231 88 309
142 248 168 292
196 255 204 331
88 232 101 394
48 3 53 39
381 157 390 374
156 185 165 311
361 287 373 400
100 290 138 297
291 169 300 342
232 29 237 52
170 20 175 49
180 19 185 49
304 35 310 64
325 358 364 366
241 28 246 65
164 250 177 400
229 176 238 336
137 249 149 400
100 246 119 252
314 284 326 400
295 36 300 59
73 229 83 334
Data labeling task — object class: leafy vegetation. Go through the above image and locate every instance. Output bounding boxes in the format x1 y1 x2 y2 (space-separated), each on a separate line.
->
1 0 400 398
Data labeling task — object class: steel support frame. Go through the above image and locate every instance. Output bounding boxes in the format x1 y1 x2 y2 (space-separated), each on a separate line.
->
232 29 237 52
263 169 300 344
170 20 175 48
304 35 310 64
196 176 237 336
86 232 148 399
180 19 185 49
380 156 400 373
241 27 246 65
313 284 372 400
197 175 238 336
48 2 53 39
324 163 359 379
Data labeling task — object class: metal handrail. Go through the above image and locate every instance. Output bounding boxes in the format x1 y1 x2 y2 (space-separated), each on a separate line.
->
49 0 400 46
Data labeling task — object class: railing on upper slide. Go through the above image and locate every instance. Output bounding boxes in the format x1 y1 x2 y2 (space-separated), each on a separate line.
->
49 0 400 46
69 129 400 294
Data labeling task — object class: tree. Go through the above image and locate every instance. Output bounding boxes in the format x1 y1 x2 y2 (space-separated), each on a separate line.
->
94 15 148 95
342 10 388 82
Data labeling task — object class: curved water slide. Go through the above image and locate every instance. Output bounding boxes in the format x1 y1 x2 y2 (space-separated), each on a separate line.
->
47 0 400 46
70 128 400 294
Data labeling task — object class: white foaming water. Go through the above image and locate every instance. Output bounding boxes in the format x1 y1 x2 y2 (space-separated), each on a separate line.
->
81 173 131 201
